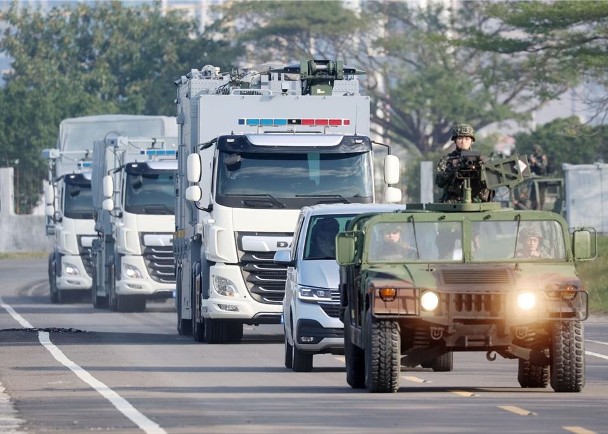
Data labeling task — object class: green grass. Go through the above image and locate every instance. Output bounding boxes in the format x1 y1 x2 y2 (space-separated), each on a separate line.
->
577 235 608 314
0 251 49 260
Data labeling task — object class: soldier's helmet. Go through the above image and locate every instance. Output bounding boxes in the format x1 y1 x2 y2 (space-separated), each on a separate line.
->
451 123 476 142
520 227 542 240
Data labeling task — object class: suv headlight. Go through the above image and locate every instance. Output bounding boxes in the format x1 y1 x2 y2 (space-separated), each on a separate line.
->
297 285 333 303
212 276 238 297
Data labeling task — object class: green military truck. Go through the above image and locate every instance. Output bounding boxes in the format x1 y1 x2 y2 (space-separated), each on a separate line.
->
336 154 596 393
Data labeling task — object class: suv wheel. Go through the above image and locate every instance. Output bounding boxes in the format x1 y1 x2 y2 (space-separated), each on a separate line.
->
292 346 313 372
284 329 293 369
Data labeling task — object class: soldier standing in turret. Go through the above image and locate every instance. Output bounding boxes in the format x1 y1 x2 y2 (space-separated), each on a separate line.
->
435 123 493 203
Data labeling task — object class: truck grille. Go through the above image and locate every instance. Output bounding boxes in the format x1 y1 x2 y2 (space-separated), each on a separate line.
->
240 252 287 304
77 236 93 277
141 233 175 284
319 289 341 318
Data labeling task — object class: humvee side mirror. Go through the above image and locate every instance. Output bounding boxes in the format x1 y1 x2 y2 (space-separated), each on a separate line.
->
572 228 597 261
336 232 359 266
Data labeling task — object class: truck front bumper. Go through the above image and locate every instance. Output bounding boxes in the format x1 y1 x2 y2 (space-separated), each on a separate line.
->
57 255 92 290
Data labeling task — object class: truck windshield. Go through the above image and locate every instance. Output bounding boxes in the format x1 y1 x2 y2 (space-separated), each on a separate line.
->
124 171 175 215
63 180 93 219
367 220 567 263
216 151 373 209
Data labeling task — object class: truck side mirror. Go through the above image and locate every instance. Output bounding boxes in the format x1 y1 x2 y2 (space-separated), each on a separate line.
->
336 232 359 266
384 186 402 204
185 185 202 202
44 183 54 205
384 154 400 185
572 228 597 261
102 198 114 211
187 153 202 183
102 175 114 198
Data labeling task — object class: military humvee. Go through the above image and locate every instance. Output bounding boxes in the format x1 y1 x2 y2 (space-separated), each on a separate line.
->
336 154 596 393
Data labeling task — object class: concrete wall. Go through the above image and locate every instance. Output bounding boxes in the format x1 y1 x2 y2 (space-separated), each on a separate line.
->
0 167 52 253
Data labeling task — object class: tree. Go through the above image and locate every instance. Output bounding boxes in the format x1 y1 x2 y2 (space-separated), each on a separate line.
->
465 0 608 123
0 0 241 213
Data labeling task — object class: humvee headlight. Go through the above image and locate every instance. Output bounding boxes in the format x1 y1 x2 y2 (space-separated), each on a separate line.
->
420 291 439 311
517 292 536 310
379 288 397 302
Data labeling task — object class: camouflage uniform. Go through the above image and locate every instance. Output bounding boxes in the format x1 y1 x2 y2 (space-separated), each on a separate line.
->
435 124 493 203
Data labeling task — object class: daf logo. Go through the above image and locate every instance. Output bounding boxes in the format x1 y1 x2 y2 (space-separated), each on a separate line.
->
277 241 291 248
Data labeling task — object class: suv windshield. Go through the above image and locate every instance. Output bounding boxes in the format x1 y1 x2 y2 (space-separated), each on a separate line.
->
367 220 566 263
304 214 355 260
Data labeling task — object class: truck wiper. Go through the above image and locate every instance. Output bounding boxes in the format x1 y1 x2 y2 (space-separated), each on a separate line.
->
232 194 285 209
295 194 350 204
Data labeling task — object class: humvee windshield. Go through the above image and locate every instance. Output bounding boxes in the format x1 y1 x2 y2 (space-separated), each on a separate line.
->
367 220 566 263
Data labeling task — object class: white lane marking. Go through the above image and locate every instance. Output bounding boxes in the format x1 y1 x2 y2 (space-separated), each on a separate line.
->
586 339 608 346
563 427 597 434
452 391 478 397
0 297 166 434
402 376 430 384
498 405 537 416
585 351 608 361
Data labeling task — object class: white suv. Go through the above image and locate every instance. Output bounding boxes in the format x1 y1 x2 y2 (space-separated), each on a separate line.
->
274 203 405 372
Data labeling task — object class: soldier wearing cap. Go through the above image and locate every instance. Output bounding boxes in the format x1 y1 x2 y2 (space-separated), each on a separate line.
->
516 227 548 258
435 123 493 203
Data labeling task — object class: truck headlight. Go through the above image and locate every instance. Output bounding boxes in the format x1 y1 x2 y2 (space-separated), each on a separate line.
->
297 285 332 303
123 263 144 279
63 262 79 276
420 291 439 311
517 292 536 311
212 276 238 298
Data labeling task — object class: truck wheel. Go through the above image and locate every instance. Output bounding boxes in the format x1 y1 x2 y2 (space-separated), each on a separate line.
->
344 308 365 389
205 317 225 344
518 358 549 388
49 254 59 304
225 321 243 343
430 351 454 372
550 321 585 392
364 309 400 393
284 330 294 369
293 347 313 372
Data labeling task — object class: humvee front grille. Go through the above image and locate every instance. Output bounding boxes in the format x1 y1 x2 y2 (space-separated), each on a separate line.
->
442 269 511 284
452 293 504 317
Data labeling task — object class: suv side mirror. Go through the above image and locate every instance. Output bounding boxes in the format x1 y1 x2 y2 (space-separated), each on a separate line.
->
273 248 294 266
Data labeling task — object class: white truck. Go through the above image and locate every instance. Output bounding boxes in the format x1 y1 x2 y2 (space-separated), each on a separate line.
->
174 59 401 343
90 133 178 312
42 115 178 304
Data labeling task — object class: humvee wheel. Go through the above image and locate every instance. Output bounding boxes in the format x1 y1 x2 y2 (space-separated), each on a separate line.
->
364 309 400 393
550 321 585 392
430 351 453 372
344 308 365 388
518 358 549 388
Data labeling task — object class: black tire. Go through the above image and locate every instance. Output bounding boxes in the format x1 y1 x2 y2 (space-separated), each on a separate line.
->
225 321 243 343
344 308 365 389
518 358 549 388
550 321 585 392
117 294 146 313
205 317 225 344
431 351 454 372
364 309 400 393
293 346 313 372
284 330 294 369
49 254 59 304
